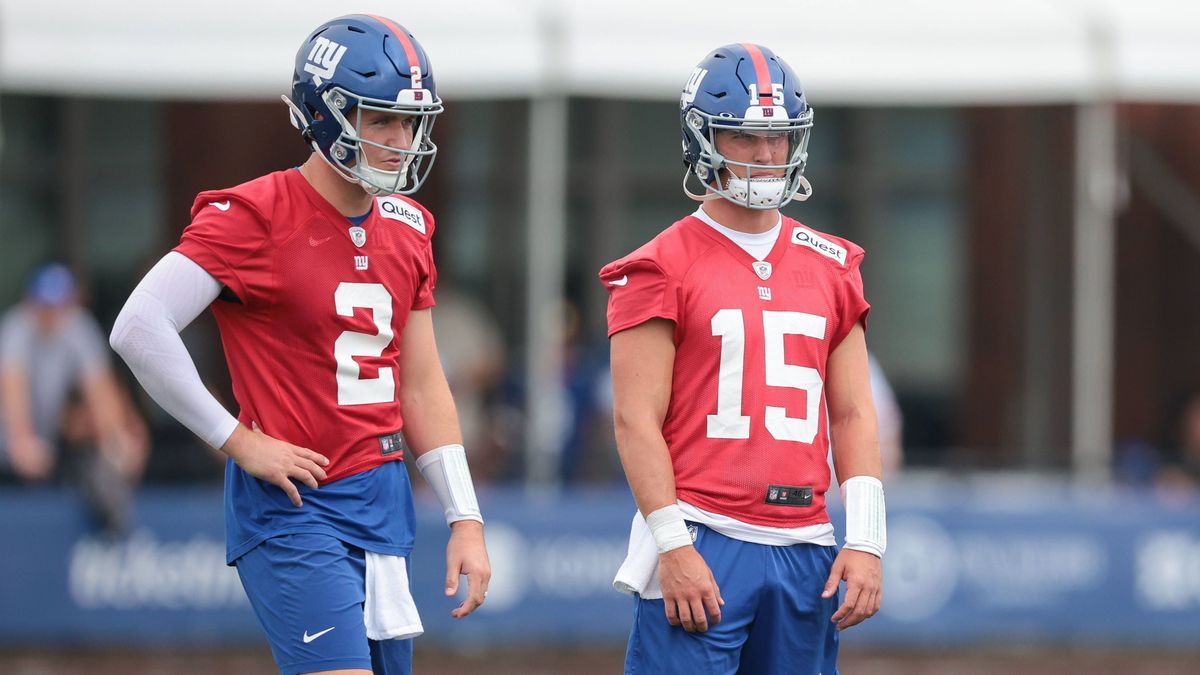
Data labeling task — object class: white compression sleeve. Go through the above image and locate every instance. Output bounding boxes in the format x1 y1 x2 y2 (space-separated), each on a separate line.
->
841 475 887 558
414 444 483 525
109 252 240 449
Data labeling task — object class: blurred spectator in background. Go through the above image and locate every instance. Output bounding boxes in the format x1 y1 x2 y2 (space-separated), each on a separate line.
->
869 353 904 476
431 286 507 482
1156 390 1200 492
556 301 619 484
0 263 148 533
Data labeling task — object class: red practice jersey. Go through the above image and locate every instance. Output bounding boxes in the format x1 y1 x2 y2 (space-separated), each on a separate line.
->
601 215 869 528
175 169 437 483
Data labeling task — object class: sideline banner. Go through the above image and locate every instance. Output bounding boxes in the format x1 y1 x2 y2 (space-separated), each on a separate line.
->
0 481 1197 646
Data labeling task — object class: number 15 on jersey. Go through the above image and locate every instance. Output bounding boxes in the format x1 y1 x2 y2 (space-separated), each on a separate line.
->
707 308 826 444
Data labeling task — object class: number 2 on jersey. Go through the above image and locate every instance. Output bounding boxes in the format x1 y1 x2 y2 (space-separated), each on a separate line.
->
707 309 825 443
334 282 394 405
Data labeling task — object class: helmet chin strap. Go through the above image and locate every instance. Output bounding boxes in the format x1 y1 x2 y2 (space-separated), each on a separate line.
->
682 169 725 203
792 175 813 203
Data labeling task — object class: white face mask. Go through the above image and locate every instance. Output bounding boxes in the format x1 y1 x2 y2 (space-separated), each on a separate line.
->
289 87 442 197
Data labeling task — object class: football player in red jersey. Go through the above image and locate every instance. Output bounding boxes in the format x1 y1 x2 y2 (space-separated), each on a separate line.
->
110 15 488 675
603 44 886 673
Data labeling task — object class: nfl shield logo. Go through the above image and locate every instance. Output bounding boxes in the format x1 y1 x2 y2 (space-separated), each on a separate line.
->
768 487 779 500
753 261 772 280
349 226 367 248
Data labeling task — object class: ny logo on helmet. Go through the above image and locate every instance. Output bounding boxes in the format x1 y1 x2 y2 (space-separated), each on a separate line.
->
305 37 348 86
680 67 708 110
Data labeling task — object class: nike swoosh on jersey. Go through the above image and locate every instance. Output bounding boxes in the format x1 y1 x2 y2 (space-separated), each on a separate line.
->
608 275 629 287
308 235 334 247
209 201 231 212
302 626 336 643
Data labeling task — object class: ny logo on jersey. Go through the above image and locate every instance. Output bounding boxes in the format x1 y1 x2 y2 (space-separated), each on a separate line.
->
758 286 772 301
681 67 708 109
355 255 369 271
304 37 347 85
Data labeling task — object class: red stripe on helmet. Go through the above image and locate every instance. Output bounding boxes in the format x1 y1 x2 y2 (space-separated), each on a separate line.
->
742 43 774 106
368 14 423 89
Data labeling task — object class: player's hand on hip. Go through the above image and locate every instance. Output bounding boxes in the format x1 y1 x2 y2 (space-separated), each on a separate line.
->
445 519 490 619
658 545 724 633
822 548 882 630
221 422 330 507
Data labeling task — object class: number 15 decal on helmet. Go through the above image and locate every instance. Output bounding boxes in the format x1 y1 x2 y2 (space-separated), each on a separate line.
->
680 43 814 210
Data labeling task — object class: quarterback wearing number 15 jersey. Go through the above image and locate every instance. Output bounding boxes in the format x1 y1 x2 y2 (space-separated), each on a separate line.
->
600 213 869 529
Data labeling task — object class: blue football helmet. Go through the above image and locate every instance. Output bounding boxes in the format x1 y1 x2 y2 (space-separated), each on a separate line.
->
680 43 814 210
284 14 442 196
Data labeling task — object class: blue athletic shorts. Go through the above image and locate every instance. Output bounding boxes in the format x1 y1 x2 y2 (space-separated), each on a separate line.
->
235 532 412 675
625 523 839 675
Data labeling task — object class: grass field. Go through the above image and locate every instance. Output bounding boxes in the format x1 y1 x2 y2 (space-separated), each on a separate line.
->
3 646 1199 674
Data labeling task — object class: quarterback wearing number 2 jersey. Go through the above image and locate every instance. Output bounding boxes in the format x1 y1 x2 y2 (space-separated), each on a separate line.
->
601 214 868 528
175 169 437 560
111 15 490 675
176 169 435 486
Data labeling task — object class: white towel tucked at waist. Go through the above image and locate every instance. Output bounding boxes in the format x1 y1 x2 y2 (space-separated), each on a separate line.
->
364 551 424 641
613 510 667 599
612 501 837 599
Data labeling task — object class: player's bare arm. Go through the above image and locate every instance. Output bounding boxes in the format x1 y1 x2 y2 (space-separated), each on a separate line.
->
611 318 724 633
399 308 491 619
821 321 884 630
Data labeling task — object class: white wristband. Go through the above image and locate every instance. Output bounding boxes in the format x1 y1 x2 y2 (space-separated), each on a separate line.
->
645 504 693 554
842 475 887 558
415 444 483 526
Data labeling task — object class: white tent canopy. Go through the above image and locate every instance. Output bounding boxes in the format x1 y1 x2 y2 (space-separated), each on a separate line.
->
3 0 1197 484
2 0 1199 103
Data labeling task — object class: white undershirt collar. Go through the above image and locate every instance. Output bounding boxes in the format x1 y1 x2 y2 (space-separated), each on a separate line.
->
692 207 782 261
